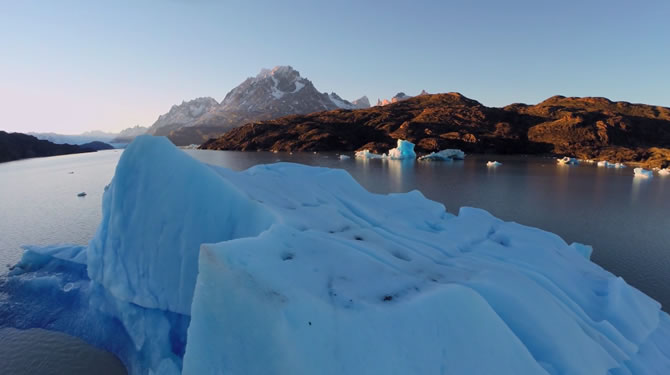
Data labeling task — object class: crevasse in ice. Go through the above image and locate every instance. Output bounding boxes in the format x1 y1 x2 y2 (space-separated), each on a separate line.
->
1 135 669 374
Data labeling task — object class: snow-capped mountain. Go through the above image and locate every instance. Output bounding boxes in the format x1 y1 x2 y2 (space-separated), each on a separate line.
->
191 66 359 128
148 97 219 136
215 66 352 113
149 66 367 145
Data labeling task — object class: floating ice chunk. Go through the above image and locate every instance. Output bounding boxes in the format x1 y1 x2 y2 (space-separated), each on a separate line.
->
339 154 350 160
354 149 384 159
385 139 416 160
658 168 669 176
418 149 465 161
487 161 502 167
557 156 579 165
598 161 626 168
634 168 653 178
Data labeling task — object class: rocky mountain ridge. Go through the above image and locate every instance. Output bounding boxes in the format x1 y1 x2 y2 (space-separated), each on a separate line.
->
148 66 369 145
200 93 670 168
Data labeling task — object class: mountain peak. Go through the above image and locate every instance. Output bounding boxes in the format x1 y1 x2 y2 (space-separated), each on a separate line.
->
256 65 300 80
149 66 365 144
352 96 370 109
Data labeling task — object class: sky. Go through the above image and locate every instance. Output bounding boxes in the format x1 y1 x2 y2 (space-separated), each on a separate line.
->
1 0 669 134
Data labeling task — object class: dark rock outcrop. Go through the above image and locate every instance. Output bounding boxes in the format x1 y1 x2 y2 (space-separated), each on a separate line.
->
201 93 670 168
0 131 94 163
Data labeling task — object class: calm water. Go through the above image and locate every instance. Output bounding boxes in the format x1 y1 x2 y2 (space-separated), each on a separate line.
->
0 149 669 372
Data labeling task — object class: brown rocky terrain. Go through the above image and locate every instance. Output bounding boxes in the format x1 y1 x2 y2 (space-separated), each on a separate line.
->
200 93 670 168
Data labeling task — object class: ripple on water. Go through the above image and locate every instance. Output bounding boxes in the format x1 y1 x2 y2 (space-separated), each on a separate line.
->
0 328 127 375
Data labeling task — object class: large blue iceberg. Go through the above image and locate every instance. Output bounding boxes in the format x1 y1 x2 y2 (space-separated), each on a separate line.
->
1 135 669 374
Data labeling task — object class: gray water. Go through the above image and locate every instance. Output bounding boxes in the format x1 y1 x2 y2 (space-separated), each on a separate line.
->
0 149 669 373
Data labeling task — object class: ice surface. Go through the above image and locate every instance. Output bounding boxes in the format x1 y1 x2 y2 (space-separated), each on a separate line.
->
634 168 654 178
87 136 275 315
487 160 502 167
2 135 670 375
418 148 465 161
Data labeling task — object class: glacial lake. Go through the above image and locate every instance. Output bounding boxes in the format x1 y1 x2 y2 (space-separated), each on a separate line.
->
0 148 669 373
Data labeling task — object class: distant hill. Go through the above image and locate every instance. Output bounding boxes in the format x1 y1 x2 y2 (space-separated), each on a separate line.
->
0 131 94 163
147 66 369 145
201 93 670 168
80 141 115 151
28 131 117 145
111 125 148 143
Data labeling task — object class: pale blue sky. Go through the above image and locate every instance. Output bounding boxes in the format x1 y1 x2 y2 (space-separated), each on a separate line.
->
1 0 668 134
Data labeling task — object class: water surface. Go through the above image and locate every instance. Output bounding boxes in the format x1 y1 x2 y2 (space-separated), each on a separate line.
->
0 149 669 373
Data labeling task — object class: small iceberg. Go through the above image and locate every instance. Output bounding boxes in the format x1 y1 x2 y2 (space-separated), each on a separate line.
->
339 154 351 160
557 156 579 165
418 149 465 161
355 139 417 160
657 168 669 176
77 192 87 197
385 139 416 160
634 168 653 178
597 161 626 168
486 161 502 167
354 149 384 159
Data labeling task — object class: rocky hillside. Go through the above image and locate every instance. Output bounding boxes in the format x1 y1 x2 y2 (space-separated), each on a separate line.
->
0 131 95 163
148 66 369 145
201 93 670 168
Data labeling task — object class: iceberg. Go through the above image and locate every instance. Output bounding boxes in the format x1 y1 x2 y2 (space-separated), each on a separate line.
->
557 156 579 165
487 160 502 167
418 148 465 161
355 139 416 160
1 135 669 374
354 149 384 159
634 168 654 178
658 168 669 176
385 139 416 160
338 154 350 160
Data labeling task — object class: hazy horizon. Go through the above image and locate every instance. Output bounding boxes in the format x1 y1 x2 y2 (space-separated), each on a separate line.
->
2 0 669 134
